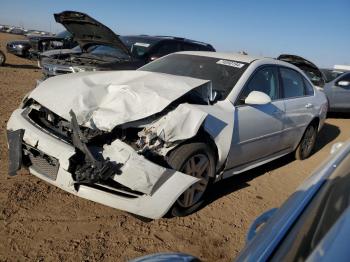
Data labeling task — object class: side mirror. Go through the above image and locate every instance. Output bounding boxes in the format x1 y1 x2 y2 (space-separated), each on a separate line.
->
337 80 350 87
245 91 271 105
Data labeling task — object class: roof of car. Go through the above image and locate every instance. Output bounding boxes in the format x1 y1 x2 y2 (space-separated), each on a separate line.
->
175 51 264 63
122 35 213 47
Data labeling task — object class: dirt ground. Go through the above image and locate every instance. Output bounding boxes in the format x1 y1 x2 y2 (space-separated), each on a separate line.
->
0 32 349 262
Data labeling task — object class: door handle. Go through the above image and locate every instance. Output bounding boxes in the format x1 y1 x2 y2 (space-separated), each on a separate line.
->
305 103 313 108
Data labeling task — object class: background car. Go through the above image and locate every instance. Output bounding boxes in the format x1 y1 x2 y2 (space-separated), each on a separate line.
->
321 68 350 112
6 40 32 57
7 52 327 220
0 49 5 66
236 139 350 262
278 54 326 88
7 27 26 35
28 29 77 58
39 11 215 78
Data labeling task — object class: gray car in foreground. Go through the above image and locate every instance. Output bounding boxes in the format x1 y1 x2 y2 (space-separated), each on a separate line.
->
130 139 350 261
236 139 350 261
321 69 350 112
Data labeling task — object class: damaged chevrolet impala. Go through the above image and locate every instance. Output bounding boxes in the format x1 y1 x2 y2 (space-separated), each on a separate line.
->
7 52 328 219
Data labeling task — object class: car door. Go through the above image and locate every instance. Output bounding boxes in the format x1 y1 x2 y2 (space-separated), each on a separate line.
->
279 67 315 148
328 72 350 110
227 66 285 168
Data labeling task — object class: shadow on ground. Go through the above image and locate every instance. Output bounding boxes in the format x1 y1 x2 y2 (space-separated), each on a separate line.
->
314 122 340 152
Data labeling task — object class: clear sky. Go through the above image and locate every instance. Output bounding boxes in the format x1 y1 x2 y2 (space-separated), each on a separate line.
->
0 0 349 67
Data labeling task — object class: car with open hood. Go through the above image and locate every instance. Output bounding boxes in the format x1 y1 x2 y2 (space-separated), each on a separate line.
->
39 11 215 79
277 54 325 89
28 29 77 58
6 51 327 219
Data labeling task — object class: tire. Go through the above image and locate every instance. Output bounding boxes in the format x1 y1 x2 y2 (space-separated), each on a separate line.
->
167 142 216 217
0 50 5 66
295 123 317 160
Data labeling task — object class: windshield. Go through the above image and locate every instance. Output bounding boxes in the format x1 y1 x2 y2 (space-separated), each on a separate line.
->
139 54 249 99
89 45 130 59
121 36 158 58
55 30 72 39
321 69 344 83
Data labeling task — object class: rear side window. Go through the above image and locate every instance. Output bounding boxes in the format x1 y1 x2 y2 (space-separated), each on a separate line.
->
303 78 315 96
280 67 305 98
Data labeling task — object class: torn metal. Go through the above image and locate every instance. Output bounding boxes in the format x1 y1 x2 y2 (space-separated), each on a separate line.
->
69 110 122 183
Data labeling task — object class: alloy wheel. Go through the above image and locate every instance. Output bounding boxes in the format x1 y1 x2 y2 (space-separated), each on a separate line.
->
177 153 210 208
301 126 316 158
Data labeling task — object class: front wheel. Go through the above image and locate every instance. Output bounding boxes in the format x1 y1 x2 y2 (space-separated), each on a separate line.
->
295 124 317 160
167 142 215 217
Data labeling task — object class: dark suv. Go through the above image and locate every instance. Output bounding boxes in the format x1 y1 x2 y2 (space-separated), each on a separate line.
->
121 35 215 63
40 11 215 79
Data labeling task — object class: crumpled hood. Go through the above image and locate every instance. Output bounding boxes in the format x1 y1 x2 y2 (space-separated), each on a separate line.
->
29 70 209 131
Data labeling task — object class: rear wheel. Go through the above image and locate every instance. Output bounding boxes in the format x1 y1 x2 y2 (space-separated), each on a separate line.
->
0 50 5 66
167 142 215 216
295 123 317 160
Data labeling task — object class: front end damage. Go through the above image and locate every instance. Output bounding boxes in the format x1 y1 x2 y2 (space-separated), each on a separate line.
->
6 101 208 218
6 71 234 218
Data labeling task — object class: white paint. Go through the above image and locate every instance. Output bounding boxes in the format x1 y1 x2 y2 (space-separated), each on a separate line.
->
29 70 209 131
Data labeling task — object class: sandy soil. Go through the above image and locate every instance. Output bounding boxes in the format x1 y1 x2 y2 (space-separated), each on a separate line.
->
0 32 349 262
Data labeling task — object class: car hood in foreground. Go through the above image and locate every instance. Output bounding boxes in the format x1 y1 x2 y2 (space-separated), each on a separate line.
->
29 70 210 131
54 11 130 56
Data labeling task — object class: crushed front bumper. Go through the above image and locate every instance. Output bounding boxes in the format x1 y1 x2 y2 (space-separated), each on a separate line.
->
6 109 198 219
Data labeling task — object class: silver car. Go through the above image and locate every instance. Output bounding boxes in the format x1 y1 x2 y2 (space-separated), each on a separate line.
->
236 140 350 262
321 69 350 112
6 52 328 219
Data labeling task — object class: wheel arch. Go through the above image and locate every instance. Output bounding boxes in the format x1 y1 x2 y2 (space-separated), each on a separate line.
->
166 127 220 176
295 116 320 151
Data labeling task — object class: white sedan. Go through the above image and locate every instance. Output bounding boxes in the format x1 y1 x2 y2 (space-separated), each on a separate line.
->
6 52 328 219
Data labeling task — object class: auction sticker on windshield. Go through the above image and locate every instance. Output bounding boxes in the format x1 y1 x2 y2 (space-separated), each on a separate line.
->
216 59 245 68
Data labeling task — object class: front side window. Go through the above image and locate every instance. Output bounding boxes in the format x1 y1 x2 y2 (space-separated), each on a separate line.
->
238 66 279 104
303 78 315 96
280 67 305 98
